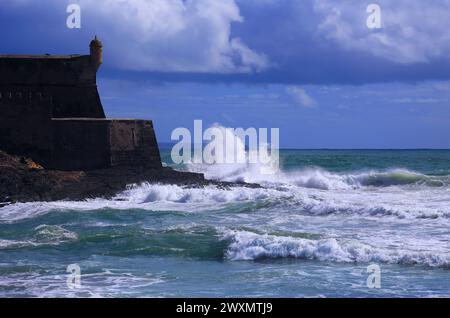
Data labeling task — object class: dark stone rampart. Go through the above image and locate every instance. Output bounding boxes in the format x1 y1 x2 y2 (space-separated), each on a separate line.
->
51 119 162 171
0 38 162 171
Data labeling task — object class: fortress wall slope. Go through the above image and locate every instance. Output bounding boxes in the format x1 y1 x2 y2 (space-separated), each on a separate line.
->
0 55 96 86
109 120 162 169
0 91 52 162
0 55 105 118
45 86 104 118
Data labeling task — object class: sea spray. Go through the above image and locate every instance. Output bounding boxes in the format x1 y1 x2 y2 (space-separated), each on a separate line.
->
173 122 280 179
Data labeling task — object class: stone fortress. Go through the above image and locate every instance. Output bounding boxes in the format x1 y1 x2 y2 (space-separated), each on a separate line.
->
0 36 162 171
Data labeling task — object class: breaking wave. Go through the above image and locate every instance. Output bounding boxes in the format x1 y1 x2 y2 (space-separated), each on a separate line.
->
2 176 450 223
221 230 450 267
179 124 450 190
187 161 450 190
0 224 78 250
288 168 449 190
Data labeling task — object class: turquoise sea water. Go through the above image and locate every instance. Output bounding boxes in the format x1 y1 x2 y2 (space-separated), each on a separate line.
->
1 149 450 297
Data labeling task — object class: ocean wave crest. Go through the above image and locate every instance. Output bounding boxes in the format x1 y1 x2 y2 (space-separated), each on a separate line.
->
222 230 450 267
2 179 450 222
186 160 450 190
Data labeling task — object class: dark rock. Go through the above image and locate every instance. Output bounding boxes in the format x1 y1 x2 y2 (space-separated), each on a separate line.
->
0 150 260 204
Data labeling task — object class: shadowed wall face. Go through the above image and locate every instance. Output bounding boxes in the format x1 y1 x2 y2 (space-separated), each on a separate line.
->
110 120 162 168
51 119 162 171
0 55 105 118
51 119 110 170
0 91 52 162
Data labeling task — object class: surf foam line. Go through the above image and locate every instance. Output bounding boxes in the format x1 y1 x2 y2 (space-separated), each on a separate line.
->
179 124 450 189
0 184 298 223
1 181 450 223
186 158 450 190
221 229 450 267
0 224 78 249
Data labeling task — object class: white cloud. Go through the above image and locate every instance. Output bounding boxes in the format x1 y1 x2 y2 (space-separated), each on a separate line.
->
393 97 447 104
314 0 450 64
434 82 450 92
286 86 318 108
76 0 268 73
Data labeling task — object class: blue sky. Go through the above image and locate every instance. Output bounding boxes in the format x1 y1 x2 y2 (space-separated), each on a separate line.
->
2 0 450 148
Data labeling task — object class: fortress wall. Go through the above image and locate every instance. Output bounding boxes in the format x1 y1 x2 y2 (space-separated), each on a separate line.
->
51 119 111 171
0 85 105 119
49 119 162 171
109 120 162 169
0 56 96 86
45 86 105 118
0 56 105 118
0 90 52 161
0 41 163 171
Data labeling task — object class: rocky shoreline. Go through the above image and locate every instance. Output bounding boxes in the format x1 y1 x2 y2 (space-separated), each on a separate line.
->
0 150 259 204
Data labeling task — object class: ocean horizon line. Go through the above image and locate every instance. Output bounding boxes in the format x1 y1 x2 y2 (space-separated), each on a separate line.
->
157 142 450 151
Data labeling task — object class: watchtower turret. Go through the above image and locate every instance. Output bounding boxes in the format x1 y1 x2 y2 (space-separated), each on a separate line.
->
89 36 103 70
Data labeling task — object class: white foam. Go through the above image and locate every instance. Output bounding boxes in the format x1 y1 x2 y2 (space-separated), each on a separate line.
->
222 230 450 267
119 183 278 204
298 184 450 219
2 175 450 223
181 131 449 190
33 224 78 242
0 183 296 222
187 159 450 190
0 239 37 249
0 269 165 298
0 224 78 250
